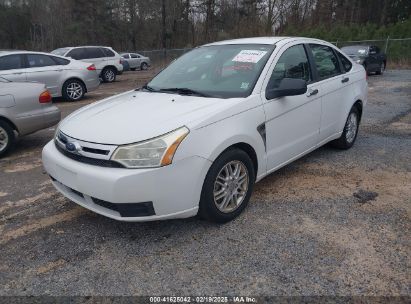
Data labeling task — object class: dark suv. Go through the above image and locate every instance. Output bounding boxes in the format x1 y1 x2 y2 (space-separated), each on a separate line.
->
341 45 387 75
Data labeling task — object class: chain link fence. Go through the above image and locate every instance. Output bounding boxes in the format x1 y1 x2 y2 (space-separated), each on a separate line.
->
135 38 411 70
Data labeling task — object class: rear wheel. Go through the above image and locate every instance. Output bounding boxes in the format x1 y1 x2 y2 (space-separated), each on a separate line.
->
331 106 360 150
0 120 15 158
140 62 148 70
102 67 116 83
62 79 85 101
199 149 255 223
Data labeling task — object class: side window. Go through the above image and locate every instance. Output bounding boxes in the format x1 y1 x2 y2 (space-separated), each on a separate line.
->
267 44 311 91
309 44 341 80
84 47 105 59
337 52 352 73
130 54 138 58
51 56 70 65
67 48 86 60
101 48 115 57
27 54 57 68
122 54 130 59
0 55 23 70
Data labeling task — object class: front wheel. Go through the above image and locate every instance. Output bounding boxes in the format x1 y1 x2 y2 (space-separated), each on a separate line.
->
102 67 116 83
0 120 15 158
331 106 360 149
199 149 255 223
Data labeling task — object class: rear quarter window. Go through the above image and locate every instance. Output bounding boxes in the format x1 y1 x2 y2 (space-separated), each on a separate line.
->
101 48 115 57
51 56 70 65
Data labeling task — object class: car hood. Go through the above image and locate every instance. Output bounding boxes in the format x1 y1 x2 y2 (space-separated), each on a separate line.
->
60 90 237 145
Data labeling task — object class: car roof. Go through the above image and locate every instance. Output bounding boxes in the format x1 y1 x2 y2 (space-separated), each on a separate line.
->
204 36 332 47
0 50 71 59
59 46 113 49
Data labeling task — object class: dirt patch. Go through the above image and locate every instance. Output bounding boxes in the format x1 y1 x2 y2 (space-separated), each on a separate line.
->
353 189 379 204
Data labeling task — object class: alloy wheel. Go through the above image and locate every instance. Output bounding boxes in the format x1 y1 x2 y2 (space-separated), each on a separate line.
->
0 126 9 153
346 112 358 143
105 69 115 82
213 160 249 213
67 82 83 100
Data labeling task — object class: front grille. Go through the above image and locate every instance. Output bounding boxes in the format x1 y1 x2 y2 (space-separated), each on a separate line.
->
92 198 155 217
55 142 125 168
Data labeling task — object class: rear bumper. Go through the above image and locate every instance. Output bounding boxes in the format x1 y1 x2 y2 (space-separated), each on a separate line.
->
84 77 100 92
16 107 61 136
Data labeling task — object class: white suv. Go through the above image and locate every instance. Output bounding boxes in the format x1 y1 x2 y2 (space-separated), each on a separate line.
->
51 46 123 83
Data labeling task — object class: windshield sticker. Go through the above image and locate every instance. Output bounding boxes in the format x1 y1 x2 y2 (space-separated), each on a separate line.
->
240 82 249 89
232 50 268 63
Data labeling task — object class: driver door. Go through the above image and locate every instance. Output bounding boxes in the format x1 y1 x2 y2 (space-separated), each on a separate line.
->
263 43 321 172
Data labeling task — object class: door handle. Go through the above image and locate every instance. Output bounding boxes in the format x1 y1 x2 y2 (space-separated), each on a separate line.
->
342 77 349 83
306 89 319 97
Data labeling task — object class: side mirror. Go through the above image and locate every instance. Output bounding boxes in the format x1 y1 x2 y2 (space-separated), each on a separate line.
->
266 78 307 100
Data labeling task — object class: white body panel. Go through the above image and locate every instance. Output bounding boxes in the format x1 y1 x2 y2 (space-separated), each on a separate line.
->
42 37 368 221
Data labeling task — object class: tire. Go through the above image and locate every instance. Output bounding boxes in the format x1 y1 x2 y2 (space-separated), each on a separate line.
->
199 148 255 223
376 62 384 75
331 106 360 150
62 79 85 102
0 120 15 158
140 62 148 70
102 67 116 83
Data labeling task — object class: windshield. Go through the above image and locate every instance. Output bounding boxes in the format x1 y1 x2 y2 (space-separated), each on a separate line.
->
147 44 275 98
341 46 369 56
51 48 70 56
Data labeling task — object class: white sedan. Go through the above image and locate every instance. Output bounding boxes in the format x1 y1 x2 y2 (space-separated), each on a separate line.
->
42 37 367 223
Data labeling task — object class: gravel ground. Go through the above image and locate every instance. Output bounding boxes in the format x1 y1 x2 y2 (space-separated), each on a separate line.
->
0 69 410 297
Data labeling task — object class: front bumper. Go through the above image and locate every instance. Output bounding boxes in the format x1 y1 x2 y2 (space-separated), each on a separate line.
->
42 141 211 222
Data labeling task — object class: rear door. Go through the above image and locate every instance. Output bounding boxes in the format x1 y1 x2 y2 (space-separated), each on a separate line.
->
24 54 62 96
308 44 354 142
84 47 106 71
263 43 321 172
129 53 141 68
0 54 27 82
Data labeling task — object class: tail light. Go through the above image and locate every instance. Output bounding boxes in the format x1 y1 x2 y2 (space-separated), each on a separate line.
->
87 64 96 71
39 90 52 103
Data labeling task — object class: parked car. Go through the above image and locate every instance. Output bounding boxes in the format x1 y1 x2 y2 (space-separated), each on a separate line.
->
51 46 124 83
120 57 130 72
43 37 367 223
0 77 60 157
0 51 100 101
120 53 150 71
341 45 386 75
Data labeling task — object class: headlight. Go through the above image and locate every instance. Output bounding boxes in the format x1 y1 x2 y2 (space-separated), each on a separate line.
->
111 127 189 168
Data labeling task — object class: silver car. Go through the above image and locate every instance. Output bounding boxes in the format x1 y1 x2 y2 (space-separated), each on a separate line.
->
120 53 151 71
0 77 61 157
0 51 100 101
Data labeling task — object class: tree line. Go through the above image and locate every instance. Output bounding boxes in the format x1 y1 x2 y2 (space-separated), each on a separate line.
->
0 0 410 53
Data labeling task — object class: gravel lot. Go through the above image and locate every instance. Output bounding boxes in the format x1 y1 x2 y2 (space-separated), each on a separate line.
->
0 69 410 297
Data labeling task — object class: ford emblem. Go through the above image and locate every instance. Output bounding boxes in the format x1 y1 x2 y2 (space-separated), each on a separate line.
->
65 142 78 152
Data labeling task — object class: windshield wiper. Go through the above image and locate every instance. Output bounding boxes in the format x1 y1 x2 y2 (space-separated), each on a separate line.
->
140 84 157 92
159 87 211 97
